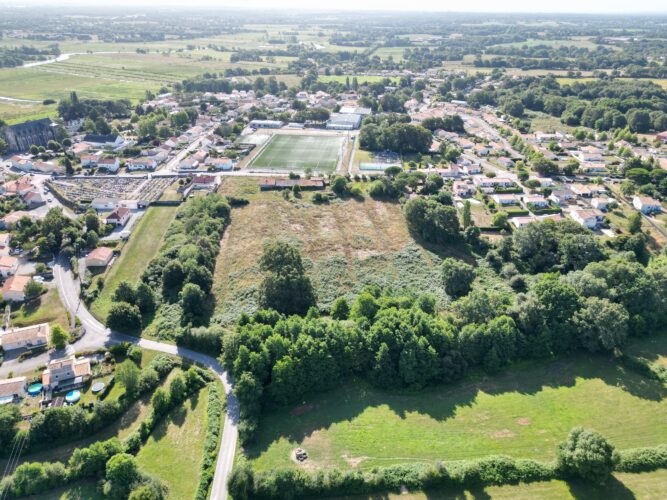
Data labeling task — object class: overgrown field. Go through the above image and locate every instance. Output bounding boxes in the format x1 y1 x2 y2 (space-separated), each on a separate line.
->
213 177 456 324
90 206 178 321
247 346 667 473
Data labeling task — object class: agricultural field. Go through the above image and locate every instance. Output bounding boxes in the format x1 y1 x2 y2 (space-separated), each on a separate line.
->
212 177 476 324
318 74 400 84
247 346 667 473
249 134 345 172
556 77 667 90
343 469 667 499
488 37 603 50
90 206 179 321
0 66 154 102
0 99 57 124
371 47 407 61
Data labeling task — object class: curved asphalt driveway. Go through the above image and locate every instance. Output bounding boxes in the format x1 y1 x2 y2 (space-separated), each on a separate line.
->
0 257 238 499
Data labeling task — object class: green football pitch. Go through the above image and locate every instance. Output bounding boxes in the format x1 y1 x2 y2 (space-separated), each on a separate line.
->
249 134 345 172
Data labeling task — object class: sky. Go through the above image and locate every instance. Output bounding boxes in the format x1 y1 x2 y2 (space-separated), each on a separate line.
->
7 0 667 14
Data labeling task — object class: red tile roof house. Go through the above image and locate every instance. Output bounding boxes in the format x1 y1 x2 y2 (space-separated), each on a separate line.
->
80 153 100 168
1 275 31 302
191 175 218 190
105 207 131 227
0 255 19 278
0 323 50 351
23 190 45 208
85 246 114 268
42 356 92 391
2 178 34 197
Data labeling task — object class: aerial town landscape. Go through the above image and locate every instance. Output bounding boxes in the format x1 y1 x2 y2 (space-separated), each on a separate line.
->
0 1 667 499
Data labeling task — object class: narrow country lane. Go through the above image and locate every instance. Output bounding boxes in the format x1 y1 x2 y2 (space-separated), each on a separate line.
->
0 256 238 499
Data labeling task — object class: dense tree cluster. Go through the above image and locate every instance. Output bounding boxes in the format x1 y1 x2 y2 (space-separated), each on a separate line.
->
108 195 231 336
360 114 432 154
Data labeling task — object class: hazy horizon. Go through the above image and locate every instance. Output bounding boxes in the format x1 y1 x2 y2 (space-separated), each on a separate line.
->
4 0 667 14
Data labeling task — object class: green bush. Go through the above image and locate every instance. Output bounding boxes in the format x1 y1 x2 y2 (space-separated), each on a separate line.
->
194 383 225 499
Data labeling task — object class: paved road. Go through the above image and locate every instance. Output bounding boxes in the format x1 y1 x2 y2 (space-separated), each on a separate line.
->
0 257 238 499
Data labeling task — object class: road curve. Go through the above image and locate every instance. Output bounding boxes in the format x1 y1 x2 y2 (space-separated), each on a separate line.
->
0 257 238 499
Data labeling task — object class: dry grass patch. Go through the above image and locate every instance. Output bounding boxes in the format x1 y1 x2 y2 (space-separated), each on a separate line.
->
214 177 444 323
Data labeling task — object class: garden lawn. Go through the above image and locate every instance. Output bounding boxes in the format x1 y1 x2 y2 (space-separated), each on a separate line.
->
90 206 178 321
246 350 667 472
136 386 210 500
11 286 69 329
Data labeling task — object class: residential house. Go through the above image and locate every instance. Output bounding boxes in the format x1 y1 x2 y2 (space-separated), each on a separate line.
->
0 233 11 256
42 356 92 391
96 158 120 173
633 196 662 214
574 151 604 163
492 194 520 206
472 176 514 189
452 181 474 198
570 183 597 198
0 376 27 403
191 150 208 164
463 164 482 175
570 209 604 229
126 158 156 171
31 161 58 174
0 255 19 277
80 153 100 167
3 178 34 197
1 275 31 302
206 157 233 171
657 131 667 143
0 323 49 351
85 247 114 268
0 211 36 229
438 165 461 178
23 191 45 208
523 195 550 208
530 176 554 187
473 144 490 156
510 216 536 229
580 162 607 174
178 158 199 170
105 207 131 227
549 190 574 206
191 175 217 190
591 197 613 211
496 157 514 169
82 134 124 148
9 155 33 171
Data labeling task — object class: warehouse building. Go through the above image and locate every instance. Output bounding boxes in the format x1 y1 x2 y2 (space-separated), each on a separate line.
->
326 113 362 130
